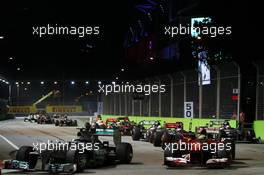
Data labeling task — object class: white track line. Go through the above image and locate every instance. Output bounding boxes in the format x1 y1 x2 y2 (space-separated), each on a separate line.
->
0 134 19 150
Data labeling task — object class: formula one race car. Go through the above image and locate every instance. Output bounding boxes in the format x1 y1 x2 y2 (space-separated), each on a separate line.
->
3 127 133 173
105 117 134 135
105 118 118 128
196 120 236 159
24 114 39 123
163 126 234 168
131 120 161 141
37 115 55 124
152 122 184 147
201 119 260 144
116 117 134 135
161 124 195 150
54 115 77 127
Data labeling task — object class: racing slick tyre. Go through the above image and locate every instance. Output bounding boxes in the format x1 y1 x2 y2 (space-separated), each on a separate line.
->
24 118 28 122
217 146 231 162
149 131 155 143
116 143 133 164
164 146 173 166
59 121 63 127
66 150 87 172
153 131 163 147
132 127 141 141
73 120 78 126
55 120 59 126
16 146 38 169
231 142 236 160
246 129 258 143
161 131 170 150
163 144 182 167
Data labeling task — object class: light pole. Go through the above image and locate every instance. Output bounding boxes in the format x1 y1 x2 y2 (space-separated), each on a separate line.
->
8 84 12 105
17 84 20 105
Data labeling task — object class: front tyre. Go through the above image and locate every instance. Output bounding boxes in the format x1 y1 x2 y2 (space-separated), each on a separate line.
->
66 150 86 172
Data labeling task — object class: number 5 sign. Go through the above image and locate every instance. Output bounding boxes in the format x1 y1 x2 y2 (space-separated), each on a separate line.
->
184 102 193 118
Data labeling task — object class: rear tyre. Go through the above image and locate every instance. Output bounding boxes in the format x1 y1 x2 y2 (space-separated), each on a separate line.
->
59 121 63 127
132 127 141 141
73 120 78 126
153 131 163 147
149 131 155 143
161 132 169 150
55 120 59 126
116 143 133 164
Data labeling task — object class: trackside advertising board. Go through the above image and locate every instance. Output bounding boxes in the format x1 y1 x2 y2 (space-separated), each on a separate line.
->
7 106 37 114
46 106 82 113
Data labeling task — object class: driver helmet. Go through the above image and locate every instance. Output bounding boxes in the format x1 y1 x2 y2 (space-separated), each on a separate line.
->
223 121 230 128
154 121 160 127
85 122 91 129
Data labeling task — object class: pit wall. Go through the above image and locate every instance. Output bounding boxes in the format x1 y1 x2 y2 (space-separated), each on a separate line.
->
253 121 264 140
101 115 237 132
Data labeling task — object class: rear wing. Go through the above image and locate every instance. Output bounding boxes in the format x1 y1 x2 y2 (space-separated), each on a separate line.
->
117 117 130 122
95 128 121 145
197 127 220 134
164 123 177 129
208 119 229 127
106 118 118 123
95 128 115 136
164 122 183 129
139 120 160 126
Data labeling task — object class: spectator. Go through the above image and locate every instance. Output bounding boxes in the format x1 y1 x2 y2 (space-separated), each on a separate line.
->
231 111 237 120
238 111 246 138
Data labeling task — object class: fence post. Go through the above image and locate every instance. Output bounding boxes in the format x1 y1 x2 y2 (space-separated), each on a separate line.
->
214 66 221 119
125 93 128 116
145 79 151 117
233 62 241 121
102 95 105 114
139 100 142 116
168 75 174 117
108 96 110 115
113 94 116 115
107 95 109 115
132 100 134 116
180 72 186 106
119 94 121 116
198 70 203 119
199 85 203 119
158 79 162 117
253 62 259 120
149 91 151 117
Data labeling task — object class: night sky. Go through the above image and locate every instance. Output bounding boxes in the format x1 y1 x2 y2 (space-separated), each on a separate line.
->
0 0 261 81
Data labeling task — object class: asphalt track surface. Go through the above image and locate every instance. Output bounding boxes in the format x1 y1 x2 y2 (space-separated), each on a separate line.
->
1 117 264 175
